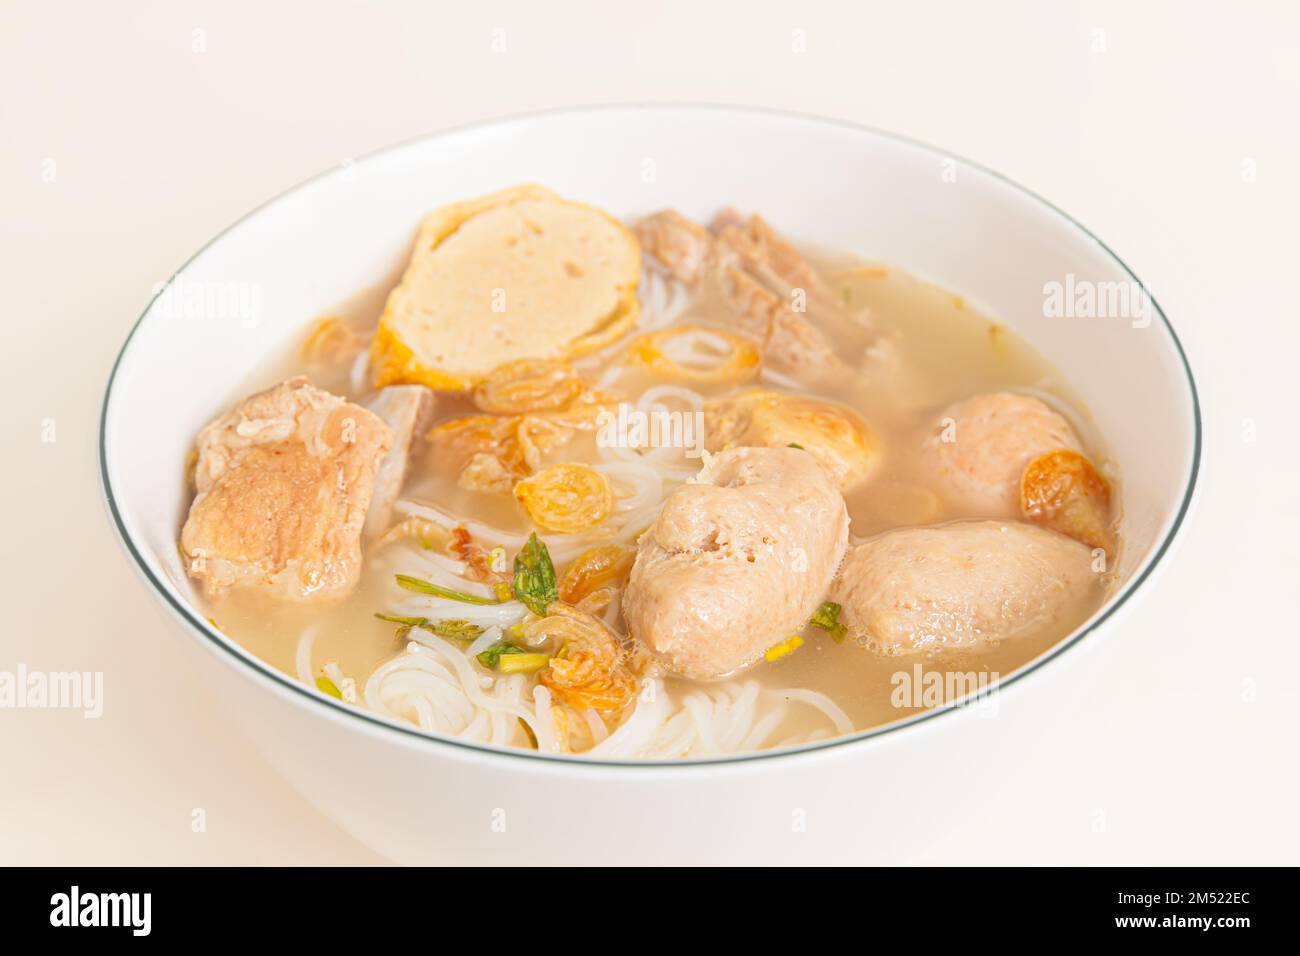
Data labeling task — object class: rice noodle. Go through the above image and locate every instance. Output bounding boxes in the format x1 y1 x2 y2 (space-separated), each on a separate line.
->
591 459 662 513
392 499 591 563
389 593 530 628
364 636 541 748
575 265 690 373
582 679 853 759
758 365 807 391
636 384 705 416
774 688 855 736
295 625 318 685
531 685 560 753
465 625 503 659
348 348 370 396
583 708 610 745
583 680 673 758
382 542 496 599
659 328 736 372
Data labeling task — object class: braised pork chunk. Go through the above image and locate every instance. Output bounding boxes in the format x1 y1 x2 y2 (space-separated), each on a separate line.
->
181 377 393 602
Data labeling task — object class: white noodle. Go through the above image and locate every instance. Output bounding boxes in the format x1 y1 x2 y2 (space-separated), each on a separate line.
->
364 637 540 748
758 365 807 390
390 594 530 628
295 625 317 685
584 680 673 758
531 685 560 753
385 543 497 599
581 680 854 760
349 349 370 396
636 384 705 416
465 625 503 659
774 687 855 735
583 708 610 745
591 459 662 513
393 499 591 563
660 328 735 371
575 266 690 373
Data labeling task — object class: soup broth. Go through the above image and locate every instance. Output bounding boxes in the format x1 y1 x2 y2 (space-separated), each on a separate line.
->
190 199 1118 758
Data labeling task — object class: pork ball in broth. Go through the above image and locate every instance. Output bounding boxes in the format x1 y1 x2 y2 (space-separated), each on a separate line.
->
829 520 1098 657
622 446 849 680
920 392 1081 517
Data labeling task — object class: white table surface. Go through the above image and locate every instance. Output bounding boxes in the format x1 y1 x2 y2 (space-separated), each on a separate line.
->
2 0 1297 865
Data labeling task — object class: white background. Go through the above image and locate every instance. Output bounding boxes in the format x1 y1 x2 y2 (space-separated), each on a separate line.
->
1 0 1296 864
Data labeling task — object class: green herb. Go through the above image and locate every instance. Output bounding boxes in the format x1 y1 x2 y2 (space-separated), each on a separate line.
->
497 653 551 674
428 619 486 641
809 601 847 643
476 641 526 669
374 613 484 643
512 532 557 615
315 675 344 699
395 574 502 605
374 613 429 628
787 442 805 450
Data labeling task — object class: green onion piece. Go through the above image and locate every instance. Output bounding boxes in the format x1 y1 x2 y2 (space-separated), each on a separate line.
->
395 574 502 605
374 613 429 628
809 601 848 643
497 653 551 674
375 613 484 643
315 675 344 699
787 442 805 450
476 641 525 669
427 619 486 641
512 532 557 616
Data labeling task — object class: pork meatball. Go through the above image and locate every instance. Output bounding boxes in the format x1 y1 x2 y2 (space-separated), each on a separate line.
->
829 520 1098 657
920 392 1081 517
622 446 849 679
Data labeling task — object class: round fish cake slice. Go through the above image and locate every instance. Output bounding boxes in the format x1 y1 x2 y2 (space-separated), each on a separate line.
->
371 184 641 391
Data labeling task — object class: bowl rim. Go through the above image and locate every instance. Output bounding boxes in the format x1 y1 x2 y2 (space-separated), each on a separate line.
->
99 102 1202 769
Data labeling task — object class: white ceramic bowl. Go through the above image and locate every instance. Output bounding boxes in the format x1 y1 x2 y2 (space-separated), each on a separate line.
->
101 105 1199 865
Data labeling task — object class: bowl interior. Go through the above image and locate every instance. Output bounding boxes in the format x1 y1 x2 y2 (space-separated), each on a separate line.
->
102 106 1198 757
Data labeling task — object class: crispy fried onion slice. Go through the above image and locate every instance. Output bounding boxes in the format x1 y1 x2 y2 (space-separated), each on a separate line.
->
375 519 506 583
531 603 637 713
1020 449 1113 552
450 526 507 583
513 463 614 534
426 415 529 494
427 385 620 494
377 516 453 551
559 545 635 604
473 358 585 415
300 316 365 364
627 324 760 384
